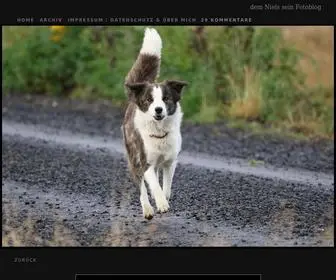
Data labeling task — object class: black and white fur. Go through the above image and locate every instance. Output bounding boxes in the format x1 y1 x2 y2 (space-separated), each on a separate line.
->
122 28 187 219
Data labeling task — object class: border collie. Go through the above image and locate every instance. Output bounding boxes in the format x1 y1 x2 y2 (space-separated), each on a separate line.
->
122 27 188 219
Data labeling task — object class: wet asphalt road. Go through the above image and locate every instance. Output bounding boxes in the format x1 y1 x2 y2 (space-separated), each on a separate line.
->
2 94 334 246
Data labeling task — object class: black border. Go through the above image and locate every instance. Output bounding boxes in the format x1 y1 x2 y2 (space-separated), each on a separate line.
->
0 1 334 25
1 247 335 279
1 1 335 280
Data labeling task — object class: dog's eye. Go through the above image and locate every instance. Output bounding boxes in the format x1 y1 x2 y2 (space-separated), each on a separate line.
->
162 96 169 102
147 97 153 102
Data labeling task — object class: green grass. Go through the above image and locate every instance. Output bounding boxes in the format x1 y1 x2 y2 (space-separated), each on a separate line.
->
248 159 265 167
2 26 333 139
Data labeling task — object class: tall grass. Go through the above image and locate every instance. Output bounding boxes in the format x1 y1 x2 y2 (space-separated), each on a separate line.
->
2 26 333 138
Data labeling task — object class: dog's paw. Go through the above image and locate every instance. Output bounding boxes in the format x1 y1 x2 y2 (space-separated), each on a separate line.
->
155 194 170 213
142 203 154 220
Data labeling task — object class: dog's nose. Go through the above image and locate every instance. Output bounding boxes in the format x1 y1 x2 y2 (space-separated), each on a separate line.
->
155 107 163 114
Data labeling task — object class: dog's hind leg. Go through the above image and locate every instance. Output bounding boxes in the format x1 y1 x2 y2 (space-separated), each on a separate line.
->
140 178 154 220
144 166 169 213
162 160 177 201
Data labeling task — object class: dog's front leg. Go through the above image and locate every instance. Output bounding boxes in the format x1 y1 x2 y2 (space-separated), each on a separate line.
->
140 179 154 219
162 160 177 201
155 167 160 185
144 166 169 213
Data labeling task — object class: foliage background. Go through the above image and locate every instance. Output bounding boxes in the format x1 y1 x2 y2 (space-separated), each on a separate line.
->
2 26 334 139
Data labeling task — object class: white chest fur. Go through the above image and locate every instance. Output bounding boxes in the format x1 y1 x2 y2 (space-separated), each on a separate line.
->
134 105 183 166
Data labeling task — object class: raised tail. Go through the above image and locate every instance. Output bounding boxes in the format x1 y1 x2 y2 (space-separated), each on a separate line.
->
125 27 162 87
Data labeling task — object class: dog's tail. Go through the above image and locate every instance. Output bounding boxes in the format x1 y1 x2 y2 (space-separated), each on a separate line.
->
125 27 162 88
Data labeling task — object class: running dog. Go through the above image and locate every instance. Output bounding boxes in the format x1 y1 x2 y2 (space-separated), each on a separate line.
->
122 27 188 219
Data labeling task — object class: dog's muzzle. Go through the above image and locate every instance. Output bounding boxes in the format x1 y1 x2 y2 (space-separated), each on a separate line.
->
154 114 164 121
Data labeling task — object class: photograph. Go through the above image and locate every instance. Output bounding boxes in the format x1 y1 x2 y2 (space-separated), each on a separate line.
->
2 24 334 249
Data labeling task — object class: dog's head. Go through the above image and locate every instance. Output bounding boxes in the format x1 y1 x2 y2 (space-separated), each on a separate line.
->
125 80 188 121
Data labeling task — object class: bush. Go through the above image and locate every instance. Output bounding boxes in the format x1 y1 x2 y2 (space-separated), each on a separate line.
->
4 27 91 95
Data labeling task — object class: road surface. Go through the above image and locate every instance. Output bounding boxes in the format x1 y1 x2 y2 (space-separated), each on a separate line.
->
2 94 334 246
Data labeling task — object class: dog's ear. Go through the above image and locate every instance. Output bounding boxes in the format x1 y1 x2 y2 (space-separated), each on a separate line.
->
164 80 188 102
125 82 148 101
165 80 188 92
125 82 148 94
